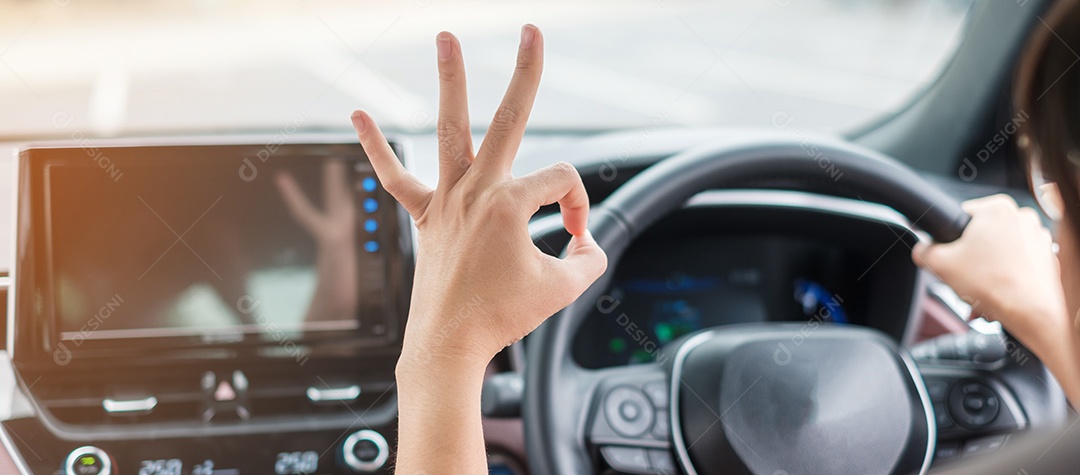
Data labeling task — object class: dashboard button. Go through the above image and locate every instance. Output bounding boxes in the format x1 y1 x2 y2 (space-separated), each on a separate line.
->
342 430 389 472
600 446 650 475
604 387 655 438
64 446 111 475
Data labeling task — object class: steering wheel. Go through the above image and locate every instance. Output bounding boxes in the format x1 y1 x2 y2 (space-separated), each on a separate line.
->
523 131 977 474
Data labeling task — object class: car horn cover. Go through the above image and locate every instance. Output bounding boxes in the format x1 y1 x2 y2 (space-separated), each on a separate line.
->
671 325 933 475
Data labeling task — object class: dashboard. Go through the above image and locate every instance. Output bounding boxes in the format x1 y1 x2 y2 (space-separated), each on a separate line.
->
568 191 922 370
0 132 1056 475
574 235 864 369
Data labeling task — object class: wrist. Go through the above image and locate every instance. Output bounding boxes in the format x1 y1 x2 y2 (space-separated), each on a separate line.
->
396 338 490 384
397 306 500 369
993 294 1068 340
395 346 488 412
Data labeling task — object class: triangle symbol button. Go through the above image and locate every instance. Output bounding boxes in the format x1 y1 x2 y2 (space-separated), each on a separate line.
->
214 381 236 401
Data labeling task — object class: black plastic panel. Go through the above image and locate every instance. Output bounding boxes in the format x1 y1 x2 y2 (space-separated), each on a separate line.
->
3 416 396 474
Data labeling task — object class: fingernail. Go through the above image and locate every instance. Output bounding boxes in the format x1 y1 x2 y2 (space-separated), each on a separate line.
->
437 33 452 60
520 24 535 49
351 110 367 133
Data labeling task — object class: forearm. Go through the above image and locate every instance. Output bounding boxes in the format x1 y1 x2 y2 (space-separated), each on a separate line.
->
306 237 358 322
395 349 489 475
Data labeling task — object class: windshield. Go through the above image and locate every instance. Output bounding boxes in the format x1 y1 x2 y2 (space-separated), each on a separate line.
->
0 0 971 138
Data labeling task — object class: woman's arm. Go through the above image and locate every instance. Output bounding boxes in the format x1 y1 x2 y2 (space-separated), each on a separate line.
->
913 194 1080 405
351 25 608 474
276 160 359 323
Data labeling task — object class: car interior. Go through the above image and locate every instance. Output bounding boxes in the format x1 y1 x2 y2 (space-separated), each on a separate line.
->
0 0 1074 474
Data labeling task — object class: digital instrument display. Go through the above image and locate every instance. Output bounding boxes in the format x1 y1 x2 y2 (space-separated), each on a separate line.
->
573 236 863 369
19 143 409 355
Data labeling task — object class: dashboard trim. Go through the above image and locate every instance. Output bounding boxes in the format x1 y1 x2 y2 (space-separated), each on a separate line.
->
683 189 913 230
7 146 19 358
0 424 31 475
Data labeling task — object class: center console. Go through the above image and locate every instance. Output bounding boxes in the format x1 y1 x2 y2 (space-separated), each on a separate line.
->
3 138 414 474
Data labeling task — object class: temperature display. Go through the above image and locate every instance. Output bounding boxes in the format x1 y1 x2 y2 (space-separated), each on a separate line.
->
137 459 182 475
275 451 320 474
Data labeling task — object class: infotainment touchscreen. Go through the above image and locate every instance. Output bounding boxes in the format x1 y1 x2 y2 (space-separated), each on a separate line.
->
14 142 411 359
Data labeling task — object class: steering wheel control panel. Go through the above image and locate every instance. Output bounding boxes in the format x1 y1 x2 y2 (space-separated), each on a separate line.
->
588 373 678 475
919 369 1026 466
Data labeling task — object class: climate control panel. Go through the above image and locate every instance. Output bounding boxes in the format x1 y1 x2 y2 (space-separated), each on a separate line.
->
3 418 394 475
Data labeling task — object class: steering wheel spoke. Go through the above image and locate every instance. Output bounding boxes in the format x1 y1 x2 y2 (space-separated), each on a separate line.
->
583 363 678 475
917 364 1029 464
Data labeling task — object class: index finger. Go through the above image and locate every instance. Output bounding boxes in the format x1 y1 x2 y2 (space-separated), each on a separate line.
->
509 161 589 236
475 24 544 175
351 110 433 218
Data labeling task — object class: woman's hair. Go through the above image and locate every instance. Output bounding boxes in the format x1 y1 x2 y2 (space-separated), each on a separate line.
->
1015 0 1080 234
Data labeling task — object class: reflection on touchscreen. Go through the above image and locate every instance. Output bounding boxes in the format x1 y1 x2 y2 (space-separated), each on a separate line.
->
43 149 392 346
275 160 359 323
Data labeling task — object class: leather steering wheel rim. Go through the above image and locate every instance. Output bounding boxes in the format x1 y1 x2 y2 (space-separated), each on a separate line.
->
523 131 971 475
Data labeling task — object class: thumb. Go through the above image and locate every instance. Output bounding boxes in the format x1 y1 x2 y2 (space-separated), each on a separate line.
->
911 240 937 269
558 230 608 295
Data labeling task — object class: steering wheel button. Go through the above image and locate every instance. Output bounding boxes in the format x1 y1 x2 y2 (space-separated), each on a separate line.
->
934 405 953 430
600 446 651 475
934 441 960 462
962 435 1007 457
963 395 985 411
947 380 1001 429
647 449 677 475
643 381 668 408
925 380 950 401
652 410 670 439
604 387 655 438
